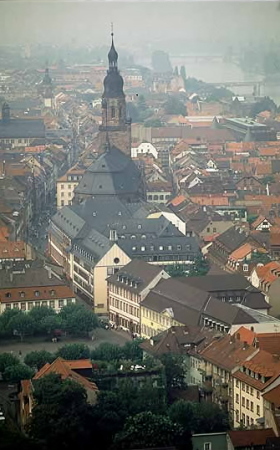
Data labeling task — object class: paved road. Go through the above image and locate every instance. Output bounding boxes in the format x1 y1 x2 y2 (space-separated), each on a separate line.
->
0 328 131 358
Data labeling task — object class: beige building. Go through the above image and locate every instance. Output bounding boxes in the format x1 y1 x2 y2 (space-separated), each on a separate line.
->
107 259 169 335
233 350 280 429
0 284 76 314
56 166 85 209
199 334 257 418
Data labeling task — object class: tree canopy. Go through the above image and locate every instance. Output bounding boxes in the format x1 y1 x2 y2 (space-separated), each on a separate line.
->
56 343 90 360
164 96 186 116
24 350 56 370
3 363 34 383
113 411 183 449
28 374 95 450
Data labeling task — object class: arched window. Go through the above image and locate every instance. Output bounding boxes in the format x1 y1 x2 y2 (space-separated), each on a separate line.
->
111 106 115 118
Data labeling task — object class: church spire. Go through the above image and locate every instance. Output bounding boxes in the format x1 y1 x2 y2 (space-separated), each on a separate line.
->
108 24 118 69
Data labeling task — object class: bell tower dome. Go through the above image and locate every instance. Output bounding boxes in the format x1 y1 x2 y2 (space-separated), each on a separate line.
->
97 30 131 155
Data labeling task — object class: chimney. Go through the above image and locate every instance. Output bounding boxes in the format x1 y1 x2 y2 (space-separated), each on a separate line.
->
243 341 248 350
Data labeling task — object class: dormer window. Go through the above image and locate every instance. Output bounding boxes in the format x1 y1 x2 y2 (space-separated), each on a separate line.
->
34 290 40 297
50 290 55 296
20 292 25 298
137 224 142 229
5 292 11 298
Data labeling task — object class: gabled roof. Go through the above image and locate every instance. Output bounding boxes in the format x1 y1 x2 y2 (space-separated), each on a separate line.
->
33 357 97 391
234 350 280 390
200 334 257 371
107 259 165 294
140 325 219 357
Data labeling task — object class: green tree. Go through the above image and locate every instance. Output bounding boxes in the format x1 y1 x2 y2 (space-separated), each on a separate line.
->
113 411 183 449
250 96 277 117
166 264 187 277
40 315 62 335
169 400 230 434
91 342 123 362
120 339 144 362
28 373 95 450
56 343 90 360
0 424 41 450
0 309 21 336
188 255 209 277
0 352 20 374
3 363 34 383
8 313 35 341
24 350 55 370
180 65 186 80
59 304 98 336
159 354 186 393
29 306 56 324
191 402 230 433
164 96 186 116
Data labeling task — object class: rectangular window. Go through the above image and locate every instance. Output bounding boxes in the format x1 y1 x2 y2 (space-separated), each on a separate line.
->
250 387 253 396
21 303 26 311
35 301 40 307
204 443 211 450
257 405 260 416
5 304 11 310
257 391 260 399
236 393 239 404
28 302 33 310
13 303 19 309
242 383 245 391
50 300 55 308
42 301 48 307
251 401 254 412
246 399 249 409
242 397 245 407
59 299 64 308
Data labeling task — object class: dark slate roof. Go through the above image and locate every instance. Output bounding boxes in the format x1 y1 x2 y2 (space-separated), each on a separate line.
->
0 118 45 138
74 146 142 197
0 265 64 288
118 235 200 258
179 274 252 292
178 274 270 311
140 325 219 356
107 259 165 294
216 226 248 252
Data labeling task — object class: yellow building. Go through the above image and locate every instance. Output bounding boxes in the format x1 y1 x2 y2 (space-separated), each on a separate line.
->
140 302 183 338
232 350 280 428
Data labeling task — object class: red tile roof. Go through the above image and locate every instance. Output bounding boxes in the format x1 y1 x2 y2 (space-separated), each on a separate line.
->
0 240 26 259
34 358 97 391
0 285 76 304
234 326 256 346
228 429 275 448
234 350 280 390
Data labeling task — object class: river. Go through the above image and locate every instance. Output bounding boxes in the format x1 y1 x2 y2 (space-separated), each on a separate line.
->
172 58 280 106
138 55 280 106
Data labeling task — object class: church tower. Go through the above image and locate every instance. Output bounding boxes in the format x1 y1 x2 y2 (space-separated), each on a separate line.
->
41 67 55 109
97 32 131 155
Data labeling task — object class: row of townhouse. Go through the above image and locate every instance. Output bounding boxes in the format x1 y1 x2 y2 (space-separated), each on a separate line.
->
140 324 280 432
106 259 279 337
48 195 200 316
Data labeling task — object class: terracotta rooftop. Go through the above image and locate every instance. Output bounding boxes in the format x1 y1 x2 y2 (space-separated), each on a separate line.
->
234 326 256 346
0 240 26 259
34 357 97 391
228 429 275 448
229 243 254 261
0 285 75 304
200 334 257 372
234 350 280 390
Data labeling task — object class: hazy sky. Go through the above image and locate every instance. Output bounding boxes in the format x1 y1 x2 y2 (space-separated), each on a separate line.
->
0 1 280 51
